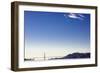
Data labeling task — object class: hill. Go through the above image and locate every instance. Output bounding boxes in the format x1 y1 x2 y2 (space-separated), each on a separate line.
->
50 52 90 60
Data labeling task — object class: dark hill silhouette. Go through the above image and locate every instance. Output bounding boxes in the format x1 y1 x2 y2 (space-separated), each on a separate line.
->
50 52 90 60
62 52 90 59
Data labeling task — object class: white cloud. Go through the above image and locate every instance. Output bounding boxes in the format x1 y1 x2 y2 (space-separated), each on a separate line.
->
64 13 85 20
68 13 79 19
78 14 85 18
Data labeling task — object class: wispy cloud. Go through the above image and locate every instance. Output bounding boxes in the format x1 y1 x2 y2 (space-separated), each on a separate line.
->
64 13 85 20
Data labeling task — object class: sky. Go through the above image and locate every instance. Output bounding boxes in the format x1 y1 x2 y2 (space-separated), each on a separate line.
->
24 11 90 59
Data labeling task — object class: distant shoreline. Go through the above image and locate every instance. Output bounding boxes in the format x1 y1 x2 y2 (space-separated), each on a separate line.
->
24 52 90 61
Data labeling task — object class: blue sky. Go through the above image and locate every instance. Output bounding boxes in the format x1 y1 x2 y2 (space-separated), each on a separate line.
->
24 11 90 59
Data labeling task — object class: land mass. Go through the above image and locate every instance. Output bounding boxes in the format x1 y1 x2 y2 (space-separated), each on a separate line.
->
50 52 90 60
